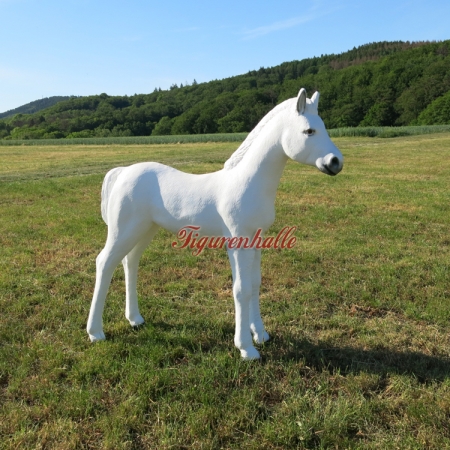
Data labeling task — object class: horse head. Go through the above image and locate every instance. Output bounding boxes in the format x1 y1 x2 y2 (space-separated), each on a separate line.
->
281 88 343 176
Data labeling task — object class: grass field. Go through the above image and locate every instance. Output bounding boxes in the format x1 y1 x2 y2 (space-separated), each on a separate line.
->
1 134 450 449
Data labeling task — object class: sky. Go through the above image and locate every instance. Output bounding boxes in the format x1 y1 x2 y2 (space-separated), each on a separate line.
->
1 0 450 113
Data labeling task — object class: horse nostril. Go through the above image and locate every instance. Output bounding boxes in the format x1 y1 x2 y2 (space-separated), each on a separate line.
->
330 156 339 167
323 155 342 175
319 153 343 176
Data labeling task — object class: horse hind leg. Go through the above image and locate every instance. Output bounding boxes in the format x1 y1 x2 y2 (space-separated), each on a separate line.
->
87 243 126 341
122 224 159 328
87 221 154 342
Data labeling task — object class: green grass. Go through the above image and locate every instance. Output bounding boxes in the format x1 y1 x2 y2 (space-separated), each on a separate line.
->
1 134 450 448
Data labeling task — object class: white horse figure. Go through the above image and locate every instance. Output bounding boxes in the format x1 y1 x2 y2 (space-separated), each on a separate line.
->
87 88 343 360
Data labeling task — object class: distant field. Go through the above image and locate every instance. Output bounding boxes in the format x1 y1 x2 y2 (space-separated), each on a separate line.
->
1 134 450 448
0 133 249 147
1 125 450 147
328 124 450 138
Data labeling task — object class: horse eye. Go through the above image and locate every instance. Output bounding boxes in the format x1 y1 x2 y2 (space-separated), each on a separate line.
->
304 128 315 136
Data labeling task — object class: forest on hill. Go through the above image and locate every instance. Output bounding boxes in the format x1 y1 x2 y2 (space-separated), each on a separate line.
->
0 96 74 120
1 40 450 140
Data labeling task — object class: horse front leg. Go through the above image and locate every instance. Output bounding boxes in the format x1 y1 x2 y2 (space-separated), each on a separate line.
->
250 249 270 344
227 248 260 360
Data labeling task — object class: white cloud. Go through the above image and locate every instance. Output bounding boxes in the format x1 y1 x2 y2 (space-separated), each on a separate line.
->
241 1 345 40
241 15 315 40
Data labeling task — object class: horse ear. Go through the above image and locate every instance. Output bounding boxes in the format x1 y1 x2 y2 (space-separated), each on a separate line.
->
310 91 320 113
296 88 307 114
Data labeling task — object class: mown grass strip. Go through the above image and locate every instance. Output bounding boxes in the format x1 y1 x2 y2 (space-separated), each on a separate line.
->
0 142 236 182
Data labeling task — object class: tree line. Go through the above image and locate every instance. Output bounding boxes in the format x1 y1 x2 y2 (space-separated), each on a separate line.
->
1 40 449 140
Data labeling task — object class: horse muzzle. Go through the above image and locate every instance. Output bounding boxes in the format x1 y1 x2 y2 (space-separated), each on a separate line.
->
316 153 343 176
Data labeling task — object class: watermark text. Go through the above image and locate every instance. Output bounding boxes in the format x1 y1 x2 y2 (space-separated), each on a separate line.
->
171 225 297 256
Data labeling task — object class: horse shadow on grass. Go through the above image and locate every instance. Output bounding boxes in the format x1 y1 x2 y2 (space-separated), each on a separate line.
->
116 320 450 382
263 332 450 383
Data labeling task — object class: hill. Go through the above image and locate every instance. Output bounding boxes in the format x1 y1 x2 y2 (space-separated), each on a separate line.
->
1 40 450 140
0 96 75 120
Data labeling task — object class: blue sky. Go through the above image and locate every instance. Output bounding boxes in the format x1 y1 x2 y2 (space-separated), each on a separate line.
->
1 0 449 113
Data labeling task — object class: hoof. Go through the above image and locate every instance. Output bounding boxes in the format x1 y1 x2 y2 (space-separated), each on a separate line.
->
88 331 105 342
240 346 261 360
128 315 145 327
253 331 270 345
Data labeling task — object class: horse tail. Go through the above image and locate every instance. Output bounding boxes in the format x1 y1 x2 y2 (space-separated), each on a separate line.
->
101 167 125 225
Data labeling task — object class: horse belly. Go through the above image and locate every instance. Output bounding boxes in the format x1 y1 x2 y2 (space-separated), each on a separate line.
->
131 168 223 236
153 203 224 237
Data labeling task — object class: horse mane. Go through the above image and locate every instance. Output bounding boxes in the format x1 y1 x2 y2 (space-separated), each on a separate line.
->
223 100 292 170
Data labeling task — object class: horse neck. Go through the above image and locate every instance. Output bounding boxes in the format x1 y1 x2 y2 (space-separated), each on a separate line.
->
235 114 288 199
